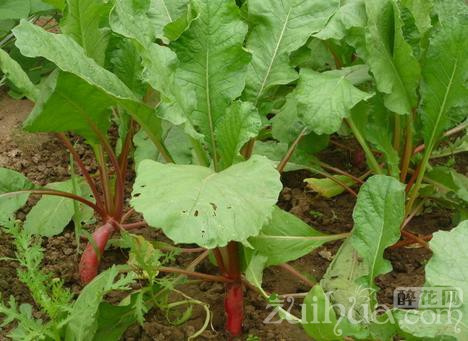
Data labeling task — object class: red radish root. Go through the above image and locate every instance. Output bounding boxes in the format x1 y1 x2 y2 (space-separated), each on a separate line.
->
79 221 116 284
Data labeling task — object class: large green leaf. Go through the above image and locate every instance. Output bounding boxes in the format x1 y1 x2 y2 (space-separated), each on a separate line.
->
395 220 468 338
133 124 192 168
350 175 405 294
302 285 340 341
61 0 110 65
0 48 39 101
131 156 281 249
169 0 250 159
108 39 145 96
294 68 373 135
420 18 468 152
359 94 400 177
140 43 195 131
0 168 34 225
13 21 135 100
24 71 113 143
244 0 339 105
0 0 30 20
215 101 261 170
425 220 468 317
24 180 92 237
41 0 65 11
110 0 189 45
110 0 155 46
400 0 433 35
314 0 367 41
361 0 420 115
321 239 369 318
149 0 189 40
65 267 135 341
248 207 343 266
13 21 164 148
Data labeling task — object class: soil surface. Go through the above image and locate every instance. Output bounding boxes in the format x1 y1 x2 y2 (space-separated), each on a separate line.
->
0 91 463 340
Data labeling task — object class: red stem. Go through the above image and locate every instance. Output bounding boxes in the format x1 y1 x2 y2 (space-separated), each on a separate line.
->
279 263 315 287
5 190 106 219
224 242 243 337
116 120 135 216
121 221 147 230
56 133 103 210
413 122 467 155
159 267 233 283
89 121 125 219
317 161 365 184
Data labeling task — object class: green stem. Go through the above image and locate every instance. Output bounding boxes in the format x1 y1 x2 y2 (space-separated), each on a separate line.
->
345 117 382 174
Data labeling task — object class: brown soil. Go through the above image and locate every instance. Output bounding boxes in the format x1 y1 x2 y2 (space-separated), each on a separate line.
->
0 91 463 340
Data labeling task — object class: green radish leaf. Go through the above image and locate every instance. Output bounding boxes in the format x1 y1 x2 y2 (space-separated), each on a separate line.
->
0 0 30 20
215 101 261 170
253 140 321 173
0 168 34 225
24 179 93 237
314 0 367 41
350 175 405 294
41 0 65 11
65 267 135 341
244 253 268 289
305 176 356 199
302 285 340 341
13 21 136 100
140 43 196 132
110 0 189 45
364 94 400 177
395 220 468 338
133 125 192 169
321 239 369 320
110 0 156 47
244 0 340 106
426 166 468 203
361 0 421 115
149 0 189 41
169 0 250 158
0 20 15 37
131 156 281 249
61 0 110 65
24 71 114 143
13 21 164 148
108 39 145 96
420 18 468 152
433 0 467 25
294 69 373 135
400 0 433 35
271 96 306 144
110 4 196 132
248 207 344 266
0 48 39 101
93 292 145 341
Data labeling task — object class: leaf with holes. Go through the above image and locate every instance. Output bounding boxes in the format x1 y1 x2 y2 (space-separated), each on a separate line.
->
130 156 282 249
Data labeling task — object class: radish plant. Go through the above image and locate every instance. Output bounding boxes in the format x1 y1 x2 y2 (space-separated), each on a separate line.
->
275 0 468 243
0 0 465 339
0 0 176 284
